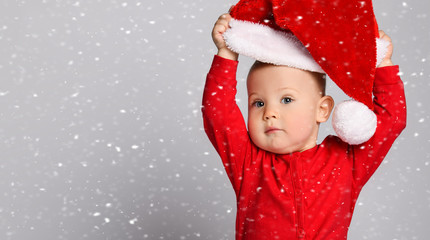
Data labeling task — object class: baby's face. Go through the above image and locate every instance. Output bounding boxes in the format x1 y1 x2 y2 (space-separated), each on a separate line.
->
247 63 325 154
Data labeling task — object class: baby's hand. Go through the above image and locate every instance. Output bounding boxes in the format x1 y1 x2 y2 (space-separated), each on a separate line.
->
377 30 394 68
212 13 238 60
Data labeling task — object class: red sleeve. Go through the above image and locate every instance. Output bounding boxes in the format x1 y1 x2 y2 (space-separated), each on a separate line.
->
202 55 251 193
352 65 407 188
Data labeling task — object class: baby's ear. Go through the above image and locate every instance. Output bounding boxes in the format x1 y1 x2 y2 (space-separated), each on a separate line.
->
316 95 334 123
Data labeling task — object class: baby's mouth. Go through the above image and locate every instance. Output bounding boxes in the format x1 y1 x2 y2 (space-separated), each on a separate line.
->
265 127 282 134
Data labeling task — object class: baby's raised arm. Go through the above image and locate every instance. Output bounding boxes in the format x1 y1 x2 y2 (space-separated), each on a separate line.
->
202 14 251 192
352 30 406 187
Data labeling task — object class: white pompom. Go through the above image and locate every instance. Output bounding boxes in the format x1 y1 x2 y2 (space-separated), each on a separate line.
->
332 100 377 145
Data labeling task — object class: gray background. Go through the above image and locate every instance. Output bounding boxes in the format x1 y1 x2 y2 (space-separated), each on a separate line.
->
0 0 428 239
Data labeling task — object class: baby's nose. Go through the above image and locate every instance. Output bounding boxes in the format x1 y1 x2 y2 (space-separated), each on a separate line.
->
264 109 278 120
264 114 277 120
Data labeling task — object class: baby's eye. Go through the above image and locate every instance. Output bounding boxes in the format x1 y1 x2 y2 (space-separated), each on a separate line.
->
281 97 292 104
253 101 264 108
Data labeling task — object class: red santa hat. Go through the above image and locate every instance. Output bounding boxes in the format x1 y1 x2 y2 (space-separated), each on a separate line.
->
224 0 390 145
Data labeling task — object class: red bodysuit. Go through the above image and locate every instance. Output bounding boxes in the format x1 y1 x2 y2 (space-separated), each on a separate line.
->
202 55 406 239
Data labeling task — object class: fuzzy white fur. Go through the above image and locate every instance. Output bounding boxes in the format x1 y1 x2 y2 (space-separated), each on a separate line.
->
224 19 325 73
332 100 377 145
224 19 390 71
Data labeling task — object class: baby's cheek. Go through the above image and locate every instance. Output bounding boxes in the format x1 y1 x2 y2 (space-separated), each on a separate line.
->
247 120 258 139
248 111 260 130
293 113 314 130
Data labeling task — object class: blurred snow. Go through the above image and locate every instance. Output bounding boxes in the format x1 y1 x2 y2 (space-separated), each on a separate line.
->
0 0 428 239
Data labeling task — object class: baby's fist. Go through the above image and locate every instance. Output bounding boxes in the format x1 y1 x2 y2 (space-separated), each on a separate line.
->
212 14 238 60
377 30 394 68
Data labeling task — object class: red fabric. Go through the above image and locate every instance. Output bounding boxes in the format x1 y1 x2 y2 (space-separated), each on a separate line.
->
202 55 406 239
229 0 379 110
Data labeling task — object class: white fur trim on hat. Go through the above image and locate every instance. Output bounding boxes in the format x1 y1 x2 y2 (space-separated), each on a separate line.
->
224 19 325 73
332 100 377 145
224 19 390 71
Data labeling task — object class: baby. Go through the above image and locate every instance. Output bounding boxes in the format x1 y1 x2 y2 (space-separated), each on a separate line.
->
202 13 406 239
